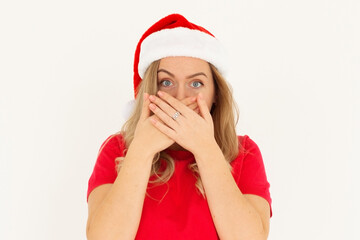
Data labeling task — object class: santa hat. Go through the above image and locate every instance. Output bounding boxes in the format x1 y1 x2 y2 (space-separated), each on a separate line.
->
133 13 226 98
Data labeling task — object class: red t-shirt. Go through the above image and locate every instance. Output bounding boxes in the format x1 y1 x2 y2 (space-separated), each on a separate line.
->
87 134 272 239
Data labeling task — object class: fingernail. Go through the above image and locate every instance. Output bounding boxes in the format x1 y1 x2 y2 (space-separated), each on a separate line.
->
158 91 164 97
149 95 156 101
149 103 156 110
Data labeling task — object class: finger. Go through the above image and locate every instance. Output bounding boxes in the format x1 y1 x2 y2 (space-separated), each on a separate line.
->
157 91 193 117
187 102 200 114
139 93 150 121
197 93 212 121
181 96 197 106
150 94 197 115
187 102 198 111
149 94 179 118
149 103 179 130
149 115 177 140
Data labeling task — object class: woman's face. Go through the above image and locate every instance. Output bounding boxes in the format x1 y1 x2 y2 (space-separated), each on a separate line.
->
157 57 216 110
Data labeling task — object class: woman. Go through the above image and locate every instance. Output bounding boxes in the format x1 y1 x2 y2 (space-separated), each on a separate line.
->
86 14 272 240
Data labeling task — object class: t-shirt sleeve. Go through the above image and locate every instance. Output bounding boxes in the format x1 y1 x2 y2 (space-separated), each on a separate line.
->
233 135 272 217
87 134 125 201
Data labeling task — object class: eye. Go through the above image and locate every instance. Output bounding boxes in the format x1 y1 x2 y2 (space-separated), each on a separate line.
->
159 80 173 87
190 81 203 88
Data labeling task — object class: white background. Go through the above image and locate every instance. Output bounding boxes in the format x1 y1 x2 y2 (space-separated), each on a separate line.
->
1 0 359 239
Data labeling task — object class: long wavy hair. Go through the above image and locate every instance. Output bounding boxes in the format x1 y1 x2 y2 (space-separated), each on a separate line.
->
116 60 240 197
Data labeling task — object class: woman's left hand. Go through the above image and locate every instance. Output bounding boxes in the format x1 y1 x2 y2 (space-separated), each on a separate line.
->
148 91 217 155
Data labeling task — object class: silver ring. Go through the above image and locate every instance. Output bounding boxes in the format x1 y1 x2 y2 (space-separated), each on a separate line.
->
172 111 181 121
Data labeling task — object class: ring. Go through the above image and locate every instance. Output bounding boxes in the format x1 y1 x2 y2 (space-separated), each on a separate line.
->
172 111 181 121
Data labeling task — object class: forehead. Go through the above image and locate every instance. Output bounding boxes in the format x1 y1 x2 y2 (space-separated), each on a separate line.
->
158 57 212 74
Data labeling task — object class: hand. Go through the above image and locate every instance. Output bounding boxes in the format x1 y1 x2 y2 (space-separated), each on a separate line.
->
132 93 199 155
148 91 217 155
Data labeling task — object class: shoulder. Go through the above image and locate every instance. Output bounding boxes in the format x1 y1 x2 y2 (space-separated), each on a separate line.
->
97 132 126 157
232 135 262 164
231 135 266 177
237 135 260 153
87 132 126 201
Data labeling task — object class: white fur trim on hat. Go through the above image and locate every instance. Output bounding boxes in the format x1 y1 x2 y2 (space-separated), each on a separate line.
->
138 27 227 78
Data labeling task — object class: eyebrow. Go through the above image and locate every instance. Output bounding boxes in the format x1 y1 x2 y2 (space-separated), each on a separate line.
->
157 69 208 79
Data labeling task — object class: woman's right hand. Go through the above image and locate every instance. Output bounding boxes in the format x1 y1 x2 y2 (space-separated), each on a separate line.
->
131 93 198 155
131 93 173 155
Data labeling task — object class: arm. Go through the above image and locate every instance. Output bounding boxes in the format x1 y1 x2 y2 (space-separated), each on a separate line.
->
194 144 270 240
148 91 270 239
86 93 174 240
86 94 198 240
86 144 154 240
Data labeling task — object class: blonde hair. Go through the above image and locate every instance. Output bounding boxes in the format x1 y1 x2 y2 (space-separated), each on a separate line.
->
115 60 240 197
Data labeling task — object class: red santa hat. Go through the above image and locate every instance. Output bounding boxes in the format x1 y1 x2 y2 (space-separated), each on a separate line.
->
133 13 226 98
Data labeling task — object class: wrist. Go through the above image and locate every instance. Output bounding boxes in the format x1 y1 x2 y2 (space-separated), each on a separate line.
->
127 140 156 163
192 139 221 161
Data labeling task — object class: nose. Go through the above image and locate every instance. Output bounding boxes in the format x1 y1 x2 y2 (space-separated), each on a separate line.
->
174 85 186 100
173 84 194 100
